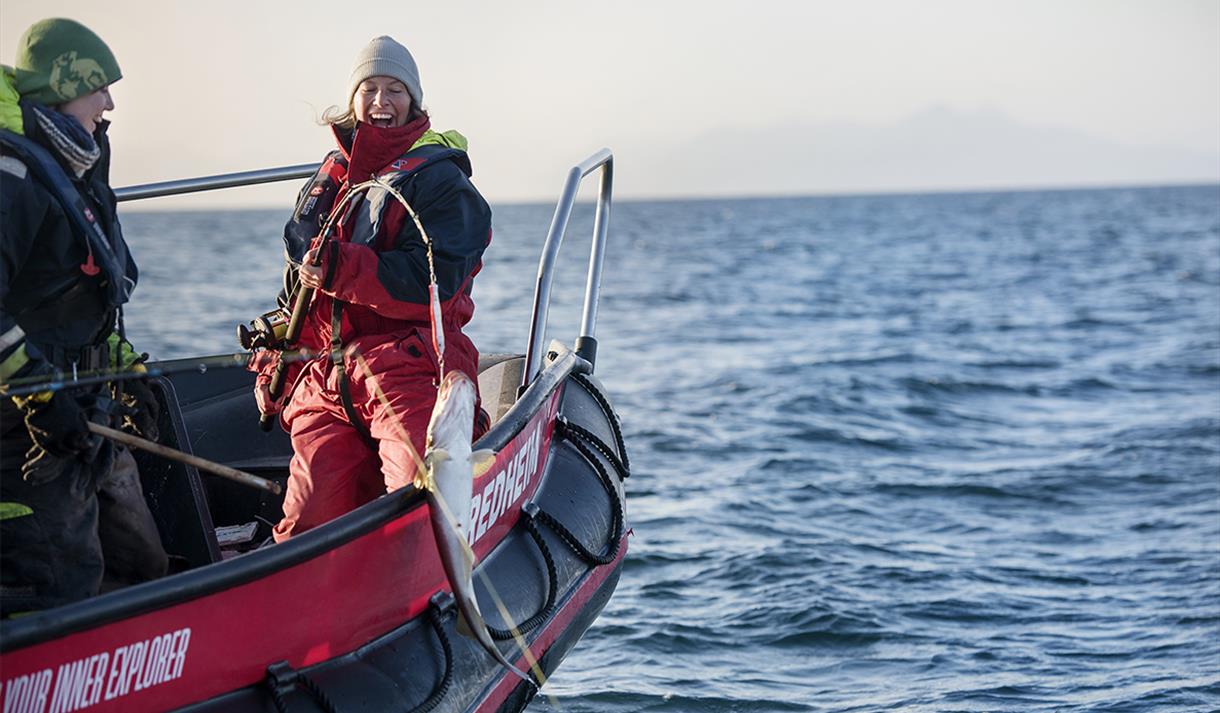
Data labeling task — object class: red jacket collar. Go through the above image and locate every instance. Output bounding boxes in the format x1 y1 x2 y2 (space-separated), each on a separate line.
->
332 114 431 181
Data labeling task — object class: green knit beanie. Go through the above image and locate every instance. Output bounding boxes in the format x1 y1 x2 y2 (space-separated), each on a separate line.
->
13 18 121 105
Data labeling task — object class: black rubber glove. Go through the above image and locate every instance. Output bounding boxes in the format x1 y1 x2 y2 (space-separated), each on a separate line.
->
118 378 160 442
20 443 70 485
21 391 90 458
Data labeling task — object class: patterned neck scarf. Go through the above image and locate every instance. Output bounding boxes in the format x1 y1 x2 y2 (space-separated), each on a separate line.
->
26 101 101 178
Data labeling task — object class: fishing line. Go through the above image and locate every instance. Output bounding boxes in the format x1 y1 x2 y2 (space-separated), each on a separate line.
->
350 349 553 699
264 171 444 425
288 169 551 694
258 175 385 429
369 174 447 380
350 350 428 476
476 567 554 697
357 177 554 690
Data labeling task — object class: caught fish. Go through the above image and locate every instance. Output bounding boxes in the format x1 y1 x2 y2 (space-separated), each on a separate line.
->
421 370 532 684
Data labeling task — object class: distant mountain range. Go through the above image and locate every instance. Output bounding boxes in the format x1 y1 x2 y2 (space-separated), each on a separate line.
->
633 106 1220 198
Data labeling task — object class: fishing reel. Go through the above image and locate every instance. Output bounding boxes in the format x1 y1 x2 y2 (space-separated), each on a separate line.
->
237 309 290 351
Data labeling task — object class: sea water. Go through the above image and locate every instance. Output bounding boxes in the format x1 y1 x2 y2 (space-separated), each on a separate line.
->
121 184 1220 712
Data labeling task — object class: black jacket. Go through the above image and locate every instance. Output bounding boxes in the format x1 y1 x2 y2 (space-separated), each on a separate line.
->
0 106 137 379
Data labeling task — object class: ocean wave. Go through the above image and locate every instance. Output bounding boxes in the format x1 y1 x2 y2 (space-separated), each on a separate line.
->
873 482 1058 503
784 424 915 452
964 358 1063 370
898 376 1042 397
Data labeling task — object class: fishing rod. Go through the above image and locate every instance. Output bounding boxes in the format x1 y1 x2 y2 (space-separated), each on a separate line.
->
0 351 317 398
88 422 282 495
259 174 440 431
258 177 382 431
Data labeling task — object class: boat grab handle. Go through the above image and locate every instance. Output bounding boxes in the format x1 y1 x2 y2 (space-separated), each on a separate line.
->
522 148 614 391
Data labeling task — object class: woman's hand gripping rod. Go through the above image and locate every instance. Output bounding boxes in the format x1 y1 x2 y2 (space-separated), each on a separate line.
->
258 268 319 432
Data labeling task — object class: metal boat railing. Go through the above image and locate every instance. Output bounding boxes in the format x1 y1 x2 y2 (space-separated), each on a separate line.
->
115 164 320 202
522 149 614 390
112 149 615 390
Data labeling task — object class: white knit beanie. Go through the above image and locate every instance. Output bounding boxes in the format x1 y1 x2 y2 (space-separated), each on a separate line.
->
347 36 423 108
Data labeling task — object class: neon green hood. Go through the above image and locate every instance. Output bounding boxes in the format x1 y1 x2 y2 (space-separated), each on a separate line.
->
413 128 467 152
0 65 23 135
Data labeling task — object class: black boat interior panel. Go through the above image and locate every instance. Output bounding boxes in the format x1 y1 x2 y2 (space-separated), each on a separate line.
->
137 353 531 568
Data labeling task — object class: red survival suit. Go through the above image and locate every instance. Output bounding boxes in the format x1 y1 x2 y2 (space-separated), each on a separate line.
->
255 115 492 541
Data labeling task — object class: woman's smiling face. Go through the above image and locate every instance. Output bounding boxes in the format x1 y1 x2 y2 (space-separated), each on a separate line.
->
354 76 412 128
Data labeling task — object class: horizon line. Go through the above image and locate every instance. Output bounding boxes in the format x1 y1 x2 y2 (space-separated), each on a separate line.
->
117 179 1220 213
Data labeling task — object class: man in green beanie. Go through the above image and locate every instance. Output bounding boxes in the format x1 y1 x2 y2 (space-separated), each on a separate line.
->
0 18 167 615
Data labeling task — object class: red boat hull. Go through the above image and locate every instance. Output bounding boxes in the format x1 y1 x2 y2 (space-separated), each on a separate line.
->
1 352 629 713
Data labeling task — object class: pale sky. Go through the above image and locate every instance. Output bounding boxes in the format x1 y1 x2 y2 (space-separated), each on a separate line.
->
2 0 1218 208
